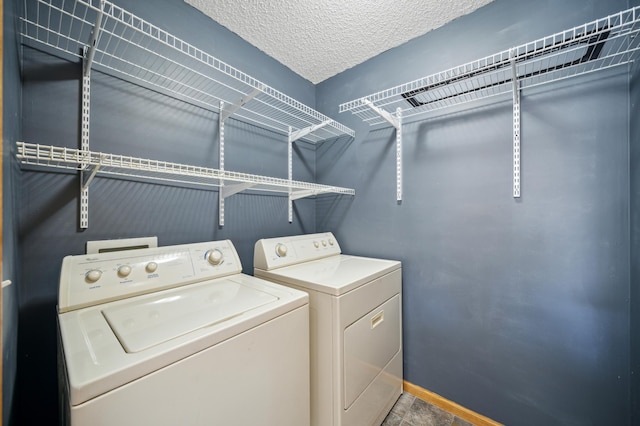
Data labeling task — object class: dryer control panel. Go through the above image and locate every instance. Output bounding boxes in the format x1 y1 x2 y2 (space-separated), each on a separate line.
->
254 232 341 270
59 240 242 313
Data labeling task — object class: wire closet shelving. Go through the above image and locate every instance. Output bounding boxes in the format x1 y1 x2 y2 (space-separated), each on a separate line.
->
19 0 355 227
340 6 640 201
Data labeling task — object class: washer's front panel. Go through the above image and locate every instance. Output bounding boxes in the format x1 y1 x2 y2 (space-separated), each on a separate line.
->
70 306 310 426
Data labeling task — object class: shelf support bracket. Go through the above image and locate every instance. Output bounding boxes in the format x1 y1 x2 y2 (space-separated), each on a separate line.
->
289 120 331 143
363 100 403 201
219 102 227 226
290 189 319 201
218 88 263 226
79 60 92 229
81 158 104 191
83 0 105 77
288 126 294 223
221 182 255 199
286 120 332 222
511 58 521 198
220 86 263 122
78 1 105 229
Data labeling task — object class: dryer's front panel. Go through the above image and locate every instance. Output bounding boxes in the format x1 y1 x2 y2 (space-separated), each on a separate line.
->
343 294 401 408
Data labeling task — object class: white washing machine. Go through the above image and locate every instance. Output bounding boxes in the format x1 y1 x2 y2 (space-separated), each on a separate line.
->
58 240 310 426
254 232 402 426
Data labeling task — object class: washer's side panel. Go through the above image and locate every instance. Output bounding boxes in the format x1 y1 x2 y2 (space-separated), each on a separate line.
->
69 306 310 426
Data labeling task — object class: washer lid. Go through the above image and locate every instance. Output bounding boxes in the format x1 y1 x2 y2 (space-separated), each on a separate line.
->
257 255 401 296
103 279 278 353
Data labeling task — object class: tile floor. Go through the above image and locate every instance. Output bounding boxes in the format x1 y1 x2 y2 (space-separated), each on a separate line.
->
382 392 475 426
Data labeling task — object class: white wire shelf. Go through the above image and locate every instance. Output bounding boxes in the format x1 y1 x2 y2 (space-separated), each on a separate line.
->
340 6 640 125
16 142 356 198
21 0 354 143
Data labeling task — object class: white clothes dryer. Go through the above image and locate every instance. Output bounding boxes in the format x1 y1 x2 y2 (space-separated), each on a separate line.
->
58 240 310 426
254 232 402 426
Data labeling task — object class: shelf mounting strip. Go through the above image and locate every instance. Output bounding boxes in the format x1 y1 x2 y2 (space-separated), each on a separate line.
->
340 6 640 199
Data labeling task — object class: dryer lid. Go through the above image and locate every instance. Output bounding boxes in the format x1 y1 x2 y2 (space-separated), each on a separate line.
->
102 278 278 353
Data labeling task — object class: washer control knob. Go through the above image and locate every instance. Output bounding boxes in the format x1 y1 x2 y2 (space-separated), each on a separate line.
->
313 241 320 248
328 238 335 246
206 249 224 265
85 269 102 283
145 262 158 273
275 243 288 257
322 240 327 247
117 265 132 278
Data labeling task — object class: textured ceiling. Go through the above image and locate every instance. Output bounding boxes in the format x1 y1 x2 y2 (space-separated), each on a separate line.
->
184 0 494 84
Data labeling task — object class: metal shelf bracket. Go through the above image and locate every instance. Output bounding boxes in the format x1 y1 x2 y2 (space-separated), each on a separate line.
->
79 64 91 229
221 182 256 198
289 120 332 143
79 1 105 229
290 189 318 201
287 121 332 222
83 0 105 77
363 100 403 202
219 87 263 123
511 57 521 198
218 89 263 226
81 158 104 191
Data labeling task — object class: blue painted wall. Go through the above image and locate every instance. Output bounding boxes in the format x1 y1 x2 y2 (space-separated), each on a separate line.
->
15 0 318 423
316 0 631 425
3 0 21 424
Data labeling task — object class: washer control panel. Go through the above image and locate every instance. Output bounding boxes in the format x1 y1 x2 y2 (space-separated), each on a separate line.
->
59 240 242 313
254 232 341 270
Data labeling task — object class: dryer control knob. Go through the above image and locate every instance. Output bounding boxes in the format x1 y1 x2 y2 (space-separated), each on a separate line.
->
206 249 224 265
117 265 132 278
145 262 158 273
328 238 335 246
85 269 102 283
275 243 288 257
322 240 327 247
313 241 320 248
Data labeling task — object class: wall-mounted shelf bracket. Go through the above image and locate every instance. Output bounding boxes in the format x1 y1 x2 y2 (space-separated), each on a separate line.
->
78 1 104 228
81 159 104 191
290 189 319 201
511 57 521 198
82 0 105 77
79 59 92 229
286 121 332 222
221 182 256 198
289 120 332 143
363 100 400 129
363 100 403 201
219 87 263 123
217 89 263 226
